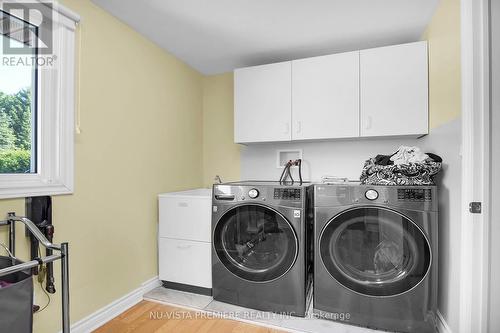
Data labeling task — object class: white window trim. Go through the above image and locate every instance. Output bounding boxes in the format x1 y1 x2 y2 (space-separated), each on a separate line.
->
0 1 80 199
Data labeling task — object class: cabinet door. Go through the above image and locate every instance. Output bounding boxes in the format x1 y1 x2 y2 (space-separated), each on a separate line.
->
158 196 211 242
292 51 360 140
360 41 428 137
158 238 212 288
234 62 292 143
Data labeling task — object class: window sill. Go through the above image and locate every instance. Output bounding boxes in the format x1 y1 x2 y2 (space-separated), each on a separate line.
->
0 184 73 199
0 173 74 199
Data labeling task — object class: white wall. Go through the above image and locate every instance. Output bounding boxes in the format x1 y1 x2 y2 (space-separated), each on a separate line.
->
241 118 461 326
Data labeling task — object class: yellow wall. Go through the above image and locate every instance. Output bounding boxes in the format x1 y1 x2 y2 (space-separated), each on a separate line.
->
422 0 462 129
0 0 204 332
202 73 240 187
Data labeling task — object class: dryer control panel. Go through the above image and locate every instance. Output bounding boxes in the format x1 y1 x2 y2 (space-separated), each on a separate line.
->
313 184 438 212
397 189 432 202
274 188 301 200
213 183 306 208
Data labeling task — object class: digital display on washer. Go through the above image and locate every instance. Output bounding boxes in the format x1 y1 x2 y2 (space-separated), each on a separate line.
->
274 188 301 200
397 189 432 202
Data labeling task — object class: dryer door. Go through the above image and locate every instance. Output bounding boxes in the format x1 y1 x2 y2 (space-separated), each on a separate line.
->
319 206 431 297
214 204 298 282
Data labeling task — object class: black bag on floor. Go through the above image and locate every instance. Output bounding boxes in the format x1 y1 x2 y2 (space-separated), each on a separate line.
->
0 253 34 333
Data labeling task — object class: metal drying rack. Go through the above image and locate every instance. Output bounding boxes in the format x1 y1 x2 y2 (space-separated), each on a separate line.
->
0 212 70 333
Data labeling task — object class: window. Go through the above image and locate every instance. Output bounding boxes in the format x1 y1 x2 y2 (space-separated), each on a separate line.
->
0 2 80 199
0 11 37 174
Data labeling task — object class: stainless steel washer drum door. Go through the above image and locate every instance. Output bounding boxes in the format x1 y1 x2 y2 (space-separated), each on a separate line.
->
214 204 298 283
319 207 431 297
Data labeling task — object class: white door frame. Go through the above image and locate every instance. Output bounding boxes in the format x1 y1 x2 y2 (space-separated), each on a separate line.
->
459 0 491 332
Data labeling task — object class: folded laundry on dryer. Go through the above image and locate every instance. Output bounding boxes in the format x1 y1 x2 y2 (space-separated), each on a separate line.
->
360 147 443 186
390 146 429 165
373 148 443 166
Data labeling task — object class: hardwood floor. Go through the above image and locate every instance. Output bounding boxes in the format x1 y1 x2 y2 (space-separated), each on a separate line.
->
94 301 285 333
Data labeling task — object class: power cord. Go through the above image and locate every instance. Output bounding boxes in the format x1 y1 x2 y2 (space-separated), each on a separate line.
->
279 159 303 185
279 160 293 185
279 160 288 184
297 159 303 185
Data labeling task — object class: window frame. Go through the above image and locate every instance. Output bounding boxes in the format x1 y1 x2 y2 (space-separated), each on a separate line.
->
0 2 79 199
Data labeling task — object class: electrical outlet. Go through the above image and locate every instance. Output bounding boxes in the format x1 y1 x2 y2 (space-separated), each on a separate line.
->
277 149 303 168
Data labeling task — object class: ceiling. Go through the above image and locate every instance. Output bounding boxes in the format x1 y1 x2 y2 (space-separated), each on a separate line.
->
91 0 440 75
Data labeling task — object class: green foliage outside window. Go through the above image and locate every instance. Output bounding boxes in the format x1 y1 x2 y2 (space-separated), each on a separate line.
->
0 89 33 173
0 150 30 173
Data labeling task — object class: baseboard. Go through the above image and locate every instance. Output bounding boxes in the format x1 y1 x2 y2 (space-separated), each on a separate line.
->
142 276 163 294
61 276 161 333
437 310 452 333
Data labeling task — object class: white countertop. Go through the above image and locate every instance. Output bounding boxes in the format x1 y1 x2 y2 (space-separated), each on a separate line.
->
158 188 212 199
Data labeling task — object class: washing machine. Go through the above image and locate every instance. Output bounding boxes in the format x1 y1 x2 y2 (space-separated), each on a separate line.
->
312 184 438 332
212 181 312 316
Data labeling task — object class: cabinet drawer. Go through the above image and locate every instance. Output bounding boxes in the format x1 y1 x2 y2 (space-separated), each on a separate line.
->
158 238 212 288
159 197 211 242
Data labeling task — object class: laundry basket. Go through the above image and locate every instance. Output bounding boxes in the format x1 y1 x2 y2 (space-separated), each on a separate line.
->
0 245 34 333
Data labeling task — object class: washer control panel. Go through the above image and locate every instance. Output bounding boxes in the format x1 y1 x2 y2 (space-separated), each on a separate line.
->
274 188 301 200
397 189 432 202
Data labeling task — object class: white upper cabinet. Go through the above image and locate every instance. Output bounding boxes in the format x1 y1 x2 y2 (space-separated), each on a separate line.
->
234 62 292 143
292 51 360 140
233 41 429 144
360 41 429 137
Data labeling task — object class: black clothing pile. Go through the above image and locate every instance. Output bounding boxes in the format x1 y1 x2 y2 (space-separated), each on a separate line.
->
360 147 443 186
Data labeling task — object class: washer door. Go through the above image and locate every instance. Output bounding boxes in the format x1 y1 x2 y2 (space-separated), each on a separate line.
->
320 207 431 297
214 204 298 282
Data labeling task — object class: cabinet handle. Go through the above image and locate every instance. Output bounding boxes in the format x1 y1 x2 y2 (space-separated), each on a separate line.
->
296 121 302 134
284 122 290 134
177 244 192 250
365 116 372 130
